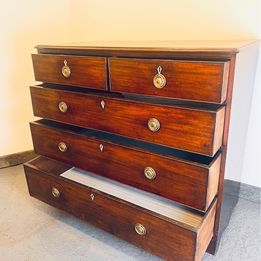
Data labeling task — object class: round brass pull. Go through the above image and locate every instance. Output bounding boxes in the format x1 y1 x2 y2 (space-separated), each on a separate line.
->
153 66 166 89
148 118 160 132
52 187 60 198
144 167 156 180
61 60 71 78
135 223 146 236
58 101 68 113
58 142 67 152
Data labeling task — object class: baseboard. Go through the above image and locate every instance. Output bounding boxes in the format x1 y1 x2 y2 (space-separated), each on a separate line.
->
224 179 260 203
207 178 260 254
238 182 260 203
0 150 37 169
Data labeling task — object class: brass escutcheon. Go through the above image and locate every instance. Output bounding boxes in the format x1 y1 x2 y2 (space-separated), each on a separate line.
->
101 100 105 109
90 193 95 201
153 66 166 89
61 60 71 78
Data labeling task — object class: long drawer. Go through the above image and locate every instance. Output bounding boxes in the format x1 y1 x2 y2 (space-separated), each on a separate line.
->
30 119 221 211
109 58 229 103
24 156 217 261
30 86 225 156
32 54 107 90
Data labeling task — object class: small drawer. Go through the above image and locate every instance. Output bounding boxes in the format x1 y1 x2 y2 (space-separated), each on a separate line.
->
24 156 217 261
30 86 225 156
32 54 107 90
109 58 229 103
30 119 221 211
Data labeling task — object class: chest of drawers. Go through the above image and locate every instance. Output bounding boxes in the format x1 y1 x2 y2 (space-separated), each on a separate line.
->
24 41 259 261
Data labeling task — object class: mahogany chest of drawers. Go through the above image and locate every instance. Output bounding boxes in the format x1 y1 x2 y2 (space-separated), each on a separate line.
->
24 41 259 261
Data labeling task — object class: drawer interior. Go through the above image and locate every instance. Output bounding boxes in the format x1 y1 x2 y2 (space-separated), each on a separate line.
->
61 167 206 229
25 156 213 231
25 155 217 260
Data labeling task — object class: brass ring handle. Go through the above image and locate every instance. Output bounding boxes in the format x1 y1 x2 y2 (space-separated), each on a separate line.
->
52 187 60 198
58 142 67 152
58 101 68 113
153 66 166 89
147 118 160 132
135 223 146 236
61 60 71 78
144 167 156 180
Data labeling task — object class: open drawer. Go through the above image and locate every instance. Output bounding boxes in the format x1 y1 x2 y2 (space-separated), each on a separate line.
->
24 156 216 261
30 119 221 212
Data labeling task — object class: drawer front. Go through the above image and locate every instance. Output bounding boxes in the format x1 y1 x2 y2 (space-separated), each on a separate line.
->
30 87 225 156
109 58 229 103
24 157 216 261
30 121 221 211
32 54 107 90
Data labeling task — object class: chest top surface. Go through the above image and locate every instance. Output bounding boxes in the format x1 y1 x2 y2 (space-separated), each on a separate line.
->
35 40 259 60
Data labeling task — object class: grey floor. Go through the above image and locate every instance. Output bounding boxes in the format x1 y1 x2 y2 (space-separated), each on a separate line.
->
0 165 260 261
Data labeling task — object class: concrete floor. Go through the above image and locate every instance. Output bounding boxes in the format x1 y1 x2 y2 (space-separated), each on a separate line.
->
0 165 260 261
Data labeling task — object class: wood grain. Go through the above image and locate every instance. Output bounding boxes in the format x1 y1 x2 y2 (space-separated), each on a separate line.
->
30 86 225 156
207 55 237 254
30 120 221 211
195 199 216 261
24 155 216 261
34 40 259 60
109 58 229 103
32 54 107 90
27 41 253 258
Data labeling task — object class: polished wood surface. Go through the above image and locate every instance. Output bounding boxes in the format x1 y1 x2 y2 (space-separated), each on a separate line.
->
32 54 107 90
30 120 221 211
35 40 258 60
25 41 257 259
25 156 71 176
30 86 225 156
196 198 216 261
24 155 217 261
207 55 237 254
109 58 229 103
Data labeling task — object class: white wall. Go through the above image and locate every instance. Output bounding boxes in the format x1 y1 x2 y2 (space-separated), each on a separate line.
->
225 43 260 187
0 0 72 155
70 0 260 41
241 45 261 186
1 0 260 186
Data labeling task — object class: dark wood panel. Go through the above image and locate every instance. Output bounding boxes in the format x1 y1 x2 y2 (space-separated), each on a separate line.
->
196 198 216 260
207 55 237 254
109 58 229 103
26 156 71 176
30 86 225 156
24 156 216 261
30 121 221 211
32 54 107 90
